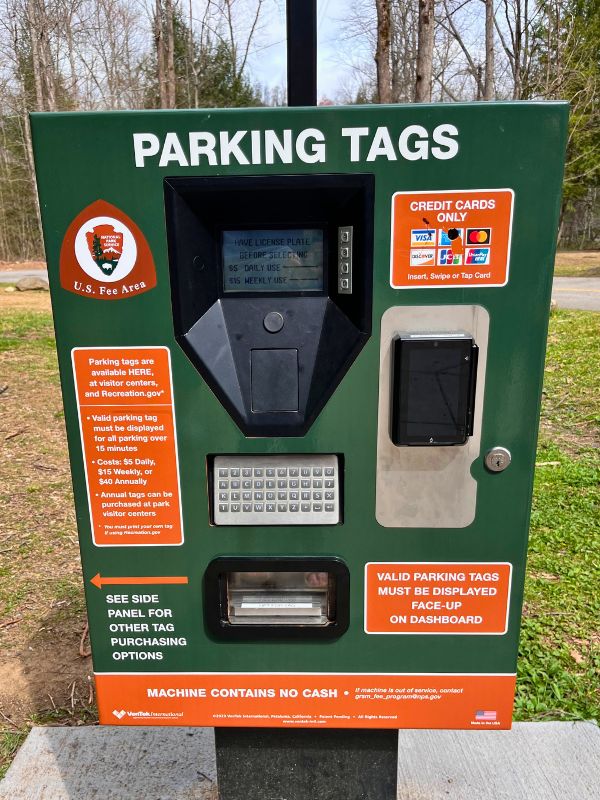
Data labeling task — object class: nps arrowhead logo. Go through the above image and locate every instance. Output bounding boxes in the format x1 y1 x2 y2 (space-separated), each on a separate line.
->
60 200 157 299
112 709 126 720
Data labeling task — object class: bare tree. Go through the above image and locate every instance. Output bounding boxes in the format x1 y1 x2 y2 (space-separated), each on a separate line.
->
484 0 495 99
155 0 168 107
415 0 435 101
375 0 392 102
165 0 176 107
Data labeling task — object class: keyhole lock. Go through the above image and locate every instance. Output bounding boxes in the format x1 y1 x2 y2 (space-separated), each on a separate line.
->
485 447 512 473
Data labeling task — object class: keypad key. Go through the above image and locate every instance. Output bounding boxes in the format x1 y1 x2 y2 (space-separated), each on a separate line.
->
266 468 276 477
242 479 252 489
243 491 252 501
313 479 322 488
290 504 299 512
289 491 299 501
289 468 299 477
277 468 287 477
254 480 264 489
218 480 228 489
231 492 240 501
218 468 228 477
289 479 299 489
325 504 335 512
325 467 334 476
219 492 228 502
278 480 287 489
254 503 264 512
301 467 311 476
230 468 240 477
301 491 311 500
313 467 322 476
266 491 275 501
266 479 276 489
301 479 311 488
313 492 322 501
254 468 263 477
242 468 252 477
325 491 335 501
231 504 240 512
243 503 252 512
278 492 287 501
278 504 287 512
301 503 311 512
230 480 240 489
266 504 276 512
313 503 322 512
254 491 264 501
325 479 335 488
219 503 228 512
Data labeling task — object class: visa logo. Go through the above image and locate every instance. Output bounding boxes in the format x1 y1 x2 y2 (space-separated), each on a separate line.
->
411 229 435 246
465 247 491 265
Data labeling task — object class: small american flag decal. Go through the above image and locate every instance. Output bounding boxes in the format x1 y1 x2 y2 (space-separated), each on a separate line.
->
475 710 497 721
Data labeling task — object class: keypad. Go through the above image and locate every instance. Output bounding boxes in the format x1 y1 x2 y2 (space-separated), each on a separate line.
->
213 455 340 525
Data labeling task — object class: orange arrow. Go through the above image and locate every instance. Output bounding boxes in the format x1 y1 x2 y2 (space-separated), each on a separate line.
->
91 573 188 589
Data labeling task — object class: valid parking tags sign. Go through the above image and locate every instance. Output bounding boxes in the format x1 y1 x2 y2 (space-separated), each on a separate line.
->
390 189 514 289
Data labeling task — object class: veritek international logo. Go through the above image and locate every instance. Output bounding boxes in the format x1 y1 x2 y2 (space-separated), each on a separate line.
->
60 199 157 299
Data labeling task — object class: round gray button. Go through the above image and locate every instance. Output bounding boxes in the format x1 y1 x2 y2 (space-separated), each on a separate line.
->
263 311 284 333
485 447 512 473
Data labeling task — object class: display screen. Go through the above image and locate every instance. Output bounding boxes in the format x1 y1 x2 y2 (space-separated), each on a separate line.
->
222 228 324 293
406 346 465 438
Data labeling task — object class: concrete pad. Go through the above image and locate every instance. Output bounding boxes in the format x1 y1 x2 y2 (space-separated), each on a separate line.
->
396 722 599 799
0 726 217 800
0 722 598 800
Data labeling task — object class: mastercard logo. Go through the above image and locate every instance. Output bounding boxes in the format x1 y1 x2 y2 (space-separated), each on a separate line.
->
466 228 491 244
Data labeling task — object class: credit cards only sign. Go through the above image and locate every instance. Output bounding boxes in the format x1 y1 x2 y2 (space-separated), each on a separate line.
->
390 189 514 288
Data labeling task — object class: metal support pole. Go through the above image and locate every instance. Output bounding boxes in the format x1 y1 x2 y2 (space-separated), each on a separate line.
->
215 727 399 800
286 0 317 106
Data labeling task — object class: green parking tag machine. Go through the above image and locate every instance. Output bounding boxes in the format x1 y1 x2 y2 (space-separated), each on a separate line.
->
32 102 567 731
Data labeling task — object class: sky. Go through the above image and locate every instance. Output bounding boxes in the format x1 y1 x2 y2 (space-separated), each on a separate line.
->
245 0 369 101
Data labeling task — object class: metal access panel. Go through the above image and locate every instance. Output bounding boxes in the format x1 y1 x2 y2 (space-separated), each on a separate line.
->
31 101 568 730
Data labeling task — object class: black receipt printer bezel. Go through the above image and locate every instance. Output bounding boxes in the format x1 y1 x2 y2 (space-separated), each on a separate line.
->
204 556 350 641
390 334 478 447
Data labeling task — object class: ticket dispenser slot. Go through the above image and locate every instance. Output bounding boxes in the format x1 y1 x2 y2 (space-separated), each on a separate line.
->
390 334 478 446
164 174 374 437
204 557 350 640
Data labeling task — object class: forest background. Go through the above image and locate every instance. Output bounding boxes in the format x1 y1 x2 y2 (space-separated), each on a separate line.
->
0 0 598 261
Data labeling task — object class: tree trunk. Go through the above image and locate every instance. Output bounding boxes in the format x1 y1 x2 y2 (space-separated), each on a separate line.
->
155 0 168 108
165 0 176 108
26 0 44 111
415 0 435 102
375 0 392 103
484 0 495 100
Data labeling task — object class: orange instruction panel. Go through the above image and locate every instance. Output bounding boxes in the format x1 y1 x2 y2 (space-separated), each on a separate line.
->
390 189 514 288
365 562 512 634
95 672 516 729
71 346 183 546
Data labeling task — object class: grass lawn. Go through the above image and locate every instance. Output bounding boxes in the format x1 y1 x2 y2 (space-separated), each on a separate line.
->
554 251 600 277
0 297 598 778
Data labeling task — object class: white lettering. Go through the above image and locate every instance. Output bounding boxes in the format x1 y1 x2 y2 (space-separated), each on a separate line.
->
159 132 189 167
188 132 217 166
219 130 249 165
366 126 397 161
296 128 326 163
432 124 459 160
133 133 160 167
341 127 369 162
398 125 429 161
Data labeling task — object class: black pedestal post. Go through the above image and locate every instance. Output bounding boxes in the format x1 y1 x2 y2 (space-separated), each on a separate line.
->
215 728 399 800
